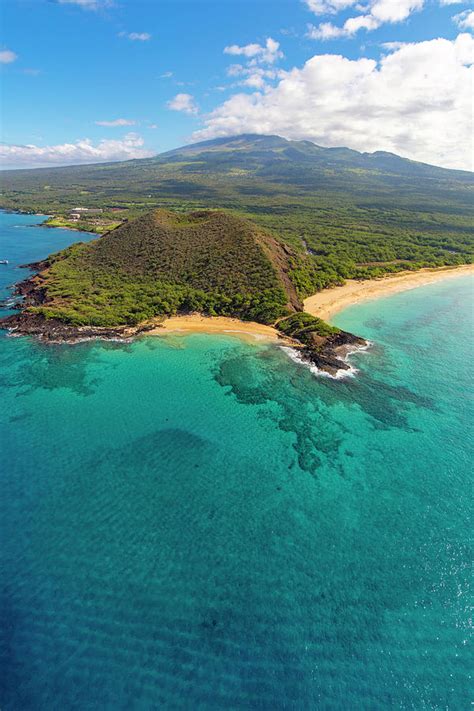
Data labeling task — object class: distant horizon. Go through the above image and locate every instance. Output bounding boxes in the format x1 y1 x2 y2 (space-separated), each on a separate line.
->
1 131 473 174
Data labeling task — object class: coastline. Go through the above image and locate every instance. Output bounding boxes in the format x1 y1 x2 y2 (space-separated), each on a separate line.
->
304 265 474 322
0 208 109 235
146 315 368 378
2 216 470 376
147 315 282 343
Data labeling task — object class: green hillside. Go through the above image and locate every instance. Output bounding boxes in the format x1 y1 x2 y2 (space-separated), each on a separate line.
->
19 209 300 327
1 134 473 297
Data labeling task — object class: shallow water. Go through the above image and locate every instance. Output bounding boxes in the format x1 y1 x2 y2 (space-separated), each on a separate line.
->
1 213 472 709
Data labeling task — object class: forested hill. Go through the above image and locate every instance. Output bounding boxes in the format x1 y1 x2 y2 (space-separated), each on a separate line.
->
1 134 473 295
10 210 301 327
3 207 368 374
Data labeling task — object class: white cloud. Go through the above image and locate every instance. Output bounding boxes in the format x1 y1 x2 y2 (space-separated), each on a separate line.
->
224 38 283 64
127 32 151 41
344 14 381 32
227 63 245 76
194 34 474 171
0 133 153 169
167 93 198 115
371 0 424 22
453 9 474 30
305 0 358 13
226 62 280 88
225 43 265 58
307 0 425 38
439 0 463 5
223 38 283 92
55 0 114 9
0 49 18 64
95 118 136 127
160 71 173 78
308 14 381 38
308 22 346 39
381 41 407 50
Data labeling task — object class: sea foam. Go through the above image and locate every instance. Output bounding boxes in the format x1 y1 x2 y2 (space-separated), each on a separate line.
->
280 341 372 380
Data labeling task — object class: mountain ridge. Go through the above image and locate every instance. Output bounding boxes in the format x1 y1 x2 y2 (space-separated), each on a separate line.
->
157 134 473 180
1 133 472 179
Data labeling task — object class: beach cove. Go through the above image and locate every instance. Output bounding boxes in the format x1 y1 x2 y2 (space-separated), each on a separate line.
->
1 211 472 708
304 264 474 321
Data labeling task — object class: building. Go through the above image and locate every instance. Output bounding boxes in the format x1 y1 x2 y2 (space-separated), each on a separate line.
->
68 207 103 220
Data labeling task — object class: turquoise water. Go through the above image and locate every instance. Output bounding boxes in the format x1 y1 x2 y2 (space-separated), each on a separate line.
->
0 212 97 312
1 213 472 709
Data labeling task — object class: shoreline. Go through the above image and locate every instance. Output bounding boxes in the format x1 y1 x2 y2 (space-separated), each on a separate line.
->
147 315 282 344
145 315 368 378
304 265 474 322
0 208 105 235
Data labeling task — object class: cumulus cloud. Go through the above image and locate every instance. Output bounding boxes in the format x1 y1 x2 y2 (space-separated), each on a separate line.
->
167 93 198 114
95 118 136 127
0 49 18 64
370 0 424 23
345 14 380 32
0 133 153 169
224 38 283 64
194 34 474 171
307 0 424 38
453 9 474 30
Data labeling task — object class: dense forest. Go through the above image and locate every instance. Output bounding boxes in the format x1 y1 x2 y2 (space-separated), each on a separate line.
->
1 134 473 299
23 210 299 327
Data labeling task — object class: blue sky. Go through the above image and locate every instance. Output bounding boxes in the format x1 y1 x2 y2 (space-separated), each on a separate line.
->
0 0 472 169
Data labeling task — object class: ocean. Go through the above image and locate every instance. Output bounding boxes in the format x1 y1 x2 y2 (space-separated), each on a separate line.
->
1 211 472 709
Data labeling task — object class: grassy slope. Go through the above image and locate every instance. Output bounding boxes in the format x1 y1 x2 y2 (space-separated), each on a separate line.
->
1 135 473 299
29 209 299 327
44 216 122 234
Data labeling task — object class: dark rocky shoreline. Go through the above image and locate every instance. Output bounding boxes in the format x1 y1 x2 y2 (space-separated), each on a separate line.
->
0 261 153 342
299 331 368 376
1 263 367 375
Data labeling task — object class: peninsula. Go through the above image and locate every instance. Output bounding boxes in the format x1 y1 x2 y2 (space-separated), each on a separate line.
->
2 209 366 375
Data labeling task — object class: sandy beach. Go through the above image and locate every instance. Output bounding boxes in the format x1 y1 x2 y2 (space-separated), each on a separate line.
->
145 266 473 341
148 314 281 342
304 265 474 322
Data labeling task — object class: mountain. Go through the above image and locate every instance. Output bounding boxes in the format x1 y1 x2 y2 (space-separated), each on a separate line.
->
1 134 472 295
158 134 472 182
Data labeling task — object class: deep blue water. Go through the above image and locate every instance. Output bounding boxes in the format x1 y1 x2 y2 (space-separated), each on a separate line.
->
1 212 472 709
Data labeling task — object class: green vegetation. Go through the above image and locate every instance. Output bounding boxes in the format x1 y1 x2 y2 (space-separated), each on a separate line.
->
278 312 341 347
44 216 121 234
1 134 472 301
29 210 294 327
